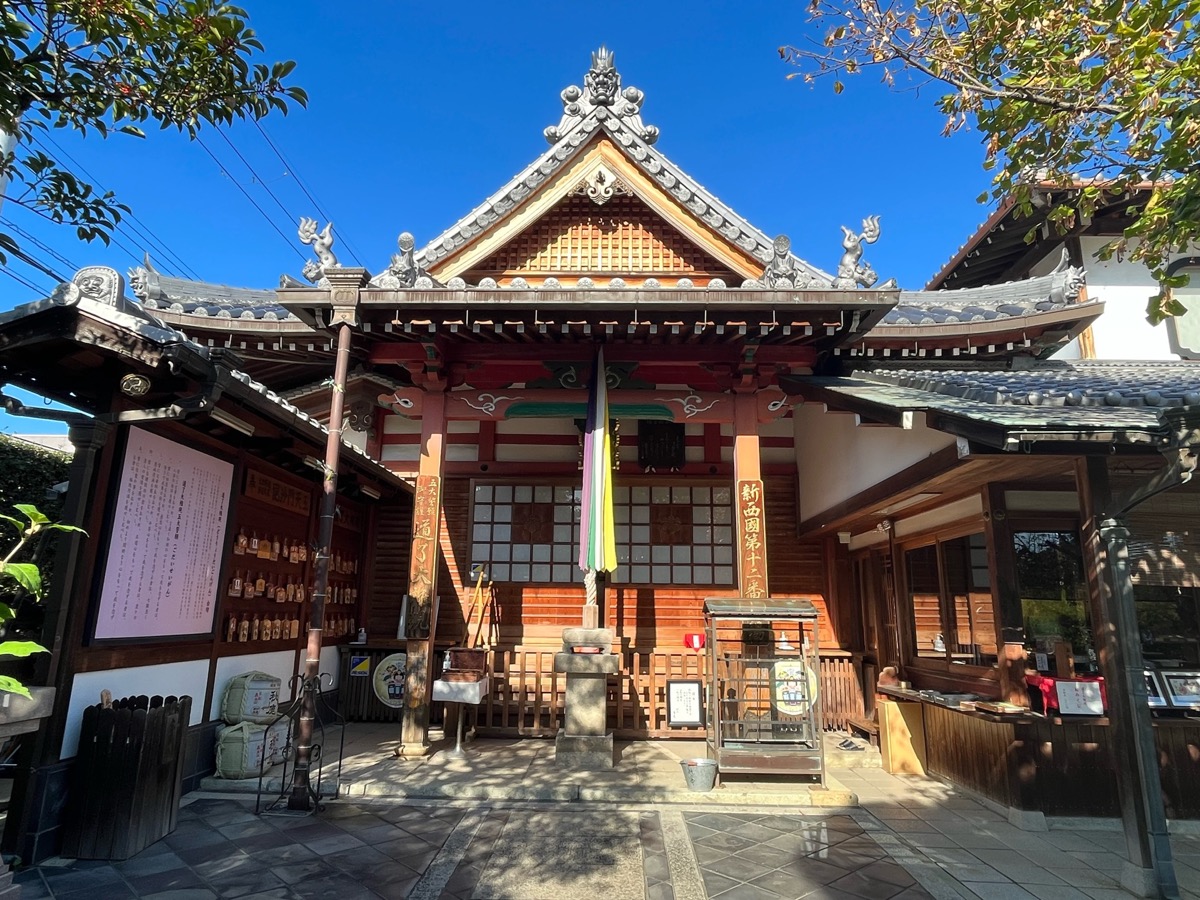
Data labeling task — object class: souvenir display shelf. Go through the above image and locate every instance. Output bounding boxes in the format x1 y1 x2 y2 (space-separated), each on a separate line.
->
217 470 364 652
703 597 824 783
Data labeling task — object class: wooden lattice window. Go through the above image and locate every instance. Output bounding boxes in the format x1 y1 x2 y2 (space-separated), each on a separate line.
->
469 481 735 586
468 194 737 278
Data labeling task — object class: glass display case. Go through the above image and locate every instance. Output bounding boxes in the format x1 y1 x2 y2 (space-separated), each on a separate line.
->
703 597 824 782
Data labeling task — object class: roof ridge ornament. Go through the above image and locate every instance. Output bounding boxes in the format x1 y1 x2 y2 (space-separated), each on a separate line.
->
128 252 164 304
372 232 442 289
761 235 818 289
571 163 632 206
297 217 340 286
831 216 884 289
545 46 659 146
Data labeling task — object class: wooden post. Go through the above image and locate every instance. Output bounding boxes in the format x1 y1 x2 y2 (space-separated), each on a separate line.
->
982 484 1029 706
1078 457 1178 899
399 388 447 756
733 390 767 598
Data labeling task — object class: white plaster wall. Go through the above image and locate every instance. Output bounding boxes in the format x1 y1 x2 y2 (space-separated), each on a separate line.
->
794 405 960 521
383 414 421 435
760 418 796 467
1076 236 1176 359
295 646 341 691
62 659 209 759
495 417 577 463
209 650 298 721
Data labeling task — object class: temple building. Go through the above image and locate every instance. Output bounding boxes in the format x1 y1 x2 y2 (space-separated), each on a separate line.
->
1 49 1198 892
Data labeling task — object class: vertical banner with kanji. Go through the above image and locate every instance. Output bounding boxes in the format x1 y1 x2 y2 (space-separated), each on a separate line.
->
406 474 442 637
736 479 769 599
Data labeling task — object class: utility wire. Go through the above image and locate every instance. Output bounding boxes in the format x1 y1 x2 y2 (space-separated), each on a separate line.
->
30 132 203 280
8 243 65 282
252 119 368 268
1 263 51 295
1 216 80 272
195 135 308 263
213 127 301 234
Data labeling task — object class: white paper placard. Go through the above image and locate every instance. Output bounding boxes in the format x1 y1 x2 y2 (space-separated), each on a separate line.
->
94 427 233 640
667 679 704 727
1055 680 1105 716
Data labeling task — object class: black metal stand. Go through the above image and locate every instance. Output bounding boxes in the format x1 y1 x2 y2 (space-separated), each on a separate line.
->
256 673 346 817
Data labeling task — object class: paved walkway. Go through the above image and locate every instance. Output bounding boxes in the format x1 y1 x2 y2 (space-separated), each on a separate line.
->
14 731 1200 900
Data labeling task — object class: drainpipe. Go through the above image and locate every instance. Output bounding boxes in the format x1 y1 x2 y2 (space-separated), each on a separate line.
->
288 268 367 811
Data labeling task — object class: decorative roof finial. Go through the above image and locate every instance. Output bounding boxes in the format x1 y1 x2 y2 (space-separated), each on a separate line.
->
831 216 882 289
545 47 659 145
297 217 340 286
761 235 817 289
371 231 441 289
586 45 618 106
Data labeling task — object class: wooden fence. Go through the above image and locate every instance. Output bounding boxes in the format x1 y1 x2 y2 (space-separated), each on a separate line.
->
475 647 865 738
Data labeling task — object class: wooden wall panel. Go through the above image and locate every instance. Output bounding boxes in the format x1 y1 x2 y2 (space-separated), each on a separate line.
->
922 704 1200 819
365 494 413 638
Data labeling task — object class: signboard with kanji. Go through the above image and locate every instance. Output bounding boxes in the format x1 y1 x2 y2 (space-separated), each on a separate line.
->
94 427 233 640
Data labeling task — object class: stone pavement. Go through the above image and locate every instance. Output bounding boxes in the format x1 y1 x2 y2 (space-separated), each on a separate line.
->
14 733 1200 899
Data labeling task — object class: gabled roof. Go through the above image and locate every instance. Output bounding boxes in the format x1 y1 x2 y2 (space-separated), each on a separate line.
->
927 183 1147 290
385 48 834 288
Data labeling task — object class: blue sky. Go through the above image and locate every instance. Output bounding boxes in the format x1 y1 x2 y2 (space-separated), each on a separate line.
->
0 0 996 434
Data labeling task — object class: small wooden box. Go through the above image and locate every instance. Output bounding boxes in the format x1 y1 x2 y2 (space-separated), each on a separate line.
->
442 670 483 683
447 647 487 674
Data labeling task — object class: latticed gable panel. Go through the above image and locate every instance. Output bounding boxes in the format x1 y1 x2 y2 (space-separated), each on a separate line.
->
462 194 740 285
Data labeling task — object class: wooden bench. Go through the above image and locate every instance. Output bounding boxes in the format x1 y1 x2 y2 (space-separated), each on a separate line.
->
847 714 880 746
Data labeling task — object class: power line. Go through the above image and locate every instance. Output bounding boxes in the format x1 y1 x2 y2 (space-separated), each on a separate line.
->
195 135 308 263
0 263 50 295
251 119 368 268
30 132 203 280
213 127 300 234
8 243 66 282
1 216 80 272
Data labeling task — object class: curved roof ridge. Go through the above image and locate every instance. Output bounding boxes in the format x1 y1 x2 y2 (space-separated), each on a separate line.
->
406 49 835 284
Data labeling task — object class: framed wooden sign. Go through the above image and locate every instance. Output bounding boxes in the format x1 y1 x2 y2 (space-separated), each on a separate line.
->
94 426 233 641
667 679 704 727
1162 671 1200 709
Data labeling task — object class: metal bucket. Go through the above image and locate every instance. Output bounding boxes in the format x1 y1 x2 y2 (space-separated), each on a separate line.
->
680 757 718 792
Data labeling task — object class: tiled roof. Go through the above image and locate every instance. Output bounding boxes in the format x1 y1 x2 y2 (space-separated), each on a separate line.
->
136 269 300 323
397 52 835 286
862 361 1200 409
0 283 398 481
883 263 1083 326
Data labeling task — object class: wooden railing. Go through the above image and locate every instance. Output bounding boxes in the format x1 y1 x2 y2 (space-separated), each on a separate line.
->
476 647 865 738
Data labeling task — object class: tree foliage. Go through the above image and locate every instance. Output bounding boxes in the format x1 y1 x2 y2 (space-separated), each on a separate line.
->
0 1 306 264
780 1 1200 321
0 503 83 697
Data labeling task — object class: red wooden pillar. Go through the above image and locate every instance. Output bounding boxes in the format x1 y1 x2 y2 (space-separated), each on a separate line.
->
399 385 448 756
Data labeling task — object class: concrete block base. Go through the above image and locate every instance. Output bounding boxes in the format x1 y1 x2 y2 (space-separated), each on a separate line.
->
1006 807 1048 832
555 732 615 769
1120 861 1159 898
